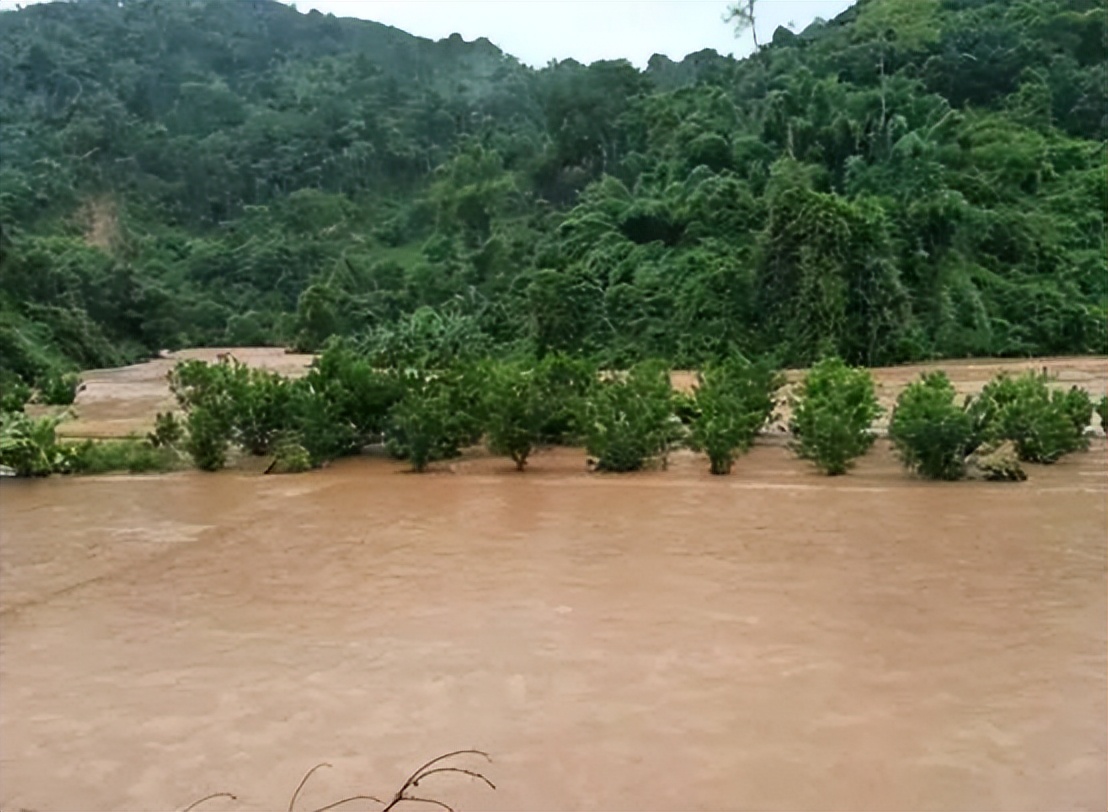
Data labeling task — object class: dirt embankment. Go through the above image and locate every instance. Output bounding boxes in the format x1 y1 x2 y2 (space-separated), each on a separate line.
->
36 349 1108 440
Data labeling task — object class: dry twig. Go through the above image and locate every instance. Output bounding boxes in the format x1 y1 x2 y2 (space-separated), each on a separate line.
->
180 750 493 812
179 792 238 812
290 763 332 811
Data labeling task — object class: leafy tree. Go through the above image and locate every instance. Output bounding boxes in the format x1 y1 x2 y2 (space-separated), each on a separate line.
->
1 0 1105 378
226 366 295 456
183 404 232 472
582 360 676 472
687 356 779 474
790 357 881 475
967 372 1088 463
169 359 238 470
302 341 405 449
482 361 552 470
386 370 475 472
1053 385 1094 440
287 382 359 465
532 353 597 444
888 371 974 480
726 0 762 50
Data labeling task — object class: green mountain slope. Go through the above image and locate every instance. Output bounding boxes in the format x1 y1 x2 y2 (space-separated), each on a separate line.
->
1 0 1104 385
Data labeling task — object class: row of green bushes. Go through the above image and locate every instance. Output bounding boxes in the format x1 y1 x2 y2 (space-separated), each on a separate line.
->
3 348 1103 481
890 369 1101 480
158 349 1108 480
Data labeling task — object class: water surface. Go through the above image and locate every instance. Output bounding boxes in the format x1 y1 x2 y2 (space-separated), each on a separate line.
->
1 443 1105 811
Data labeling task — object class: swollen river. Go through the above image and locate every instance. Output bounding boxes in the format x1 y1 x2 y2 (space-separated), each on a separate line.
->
1 442 1105 811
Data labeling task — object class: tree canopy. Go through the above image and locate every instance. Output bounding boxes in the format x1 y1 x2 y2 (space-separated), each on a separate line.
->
1 0 1104 386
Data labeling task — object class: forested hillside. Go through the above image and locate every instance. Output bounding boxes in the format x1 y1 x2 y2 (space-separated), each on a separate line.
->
1 0 1105 388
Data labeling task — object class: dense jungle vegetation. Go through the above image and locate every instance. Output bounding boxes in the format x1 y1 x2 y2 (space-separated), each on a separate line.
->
0 0 1105 393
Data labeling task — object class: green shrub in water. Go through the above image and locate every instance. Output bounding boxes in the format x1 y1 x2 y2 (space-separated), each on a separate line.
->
184 404 233 471
531 353 597 445
147 411 185 448
967 372 1086 464
68 438 180 474
1052 386 1094 443
267 433 312 474
482 360 554 470
889 371 974 480
386 370 474 472
582 360 676 472
687 357 780 475
790 357 881 476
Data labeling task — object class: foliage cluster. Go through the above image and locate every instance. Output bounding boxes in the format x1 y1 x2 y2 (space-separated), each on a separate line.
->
66 438 181 475
581 361 679 472
889 371 973 480
687 357 780 474
889 369 1095 479
966 373 1091 463
790 357 881 475
0 410 181 476
1 0 1104 387
3 346 1099 481
0 411 71 476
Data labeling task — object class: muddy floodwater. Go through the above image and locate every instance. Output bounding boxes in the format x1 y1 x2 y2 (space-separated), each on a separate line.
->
1 442 1106 811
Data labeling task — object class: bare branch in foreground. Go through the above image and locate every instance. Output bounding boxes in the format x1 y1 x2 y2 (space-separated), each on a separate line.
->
290 763 333 812
179 792 238 812
179 750 493 812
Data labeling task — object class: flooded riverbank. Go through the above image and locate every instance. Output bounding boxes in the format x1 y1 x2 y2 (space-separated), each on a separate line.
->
39 349 1108 439
1 441 1105 810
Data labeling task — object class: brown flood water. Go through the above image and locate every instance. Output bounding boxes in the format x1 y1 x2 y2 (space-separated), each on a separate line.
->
1 441 1105 811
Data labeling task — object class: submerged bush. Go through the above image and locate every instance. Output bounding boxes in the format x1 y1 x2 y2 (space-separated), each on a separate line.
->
229 367 295 456
889 371 973 480
582 360 676 472
183 404 232 471
532 353 597 445
483 361 552 470
147 411 185 448
386 370 475 472
1098 396 1108 431
1052 386 1094 442
266 433 312 474
687 357 779 475
68 438 180 474
967 373 1085 464
0 411 69 476
302 341 404 445
790 357 881 475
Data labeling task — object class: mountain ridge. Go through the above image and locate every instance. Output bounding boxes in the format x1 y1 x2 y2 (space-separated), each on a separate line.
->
0 0 1104 386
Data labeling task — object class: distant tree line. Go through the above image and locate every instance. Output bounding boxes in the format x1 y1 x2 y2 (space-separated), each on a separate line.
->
0 0 1105 397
